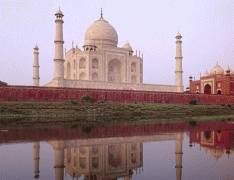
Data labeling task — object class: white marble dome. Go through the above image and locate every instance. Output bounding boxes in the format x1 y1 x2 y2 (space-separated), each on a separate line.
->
123 43 132 51
210 63 224 75
85 17 118 47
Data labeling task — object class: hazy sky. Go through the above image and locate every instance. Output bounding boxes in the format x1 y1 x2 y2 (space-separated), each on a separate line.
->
1 0 234 89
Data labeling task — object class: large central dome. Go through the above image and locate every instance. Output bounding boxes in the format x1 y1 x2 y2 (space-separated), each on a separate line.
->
85 17 118 47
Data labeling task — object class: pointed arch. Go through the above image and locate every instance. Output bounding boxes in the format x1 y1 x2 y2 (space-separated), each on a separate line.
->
108 59 122 82
131 75 136 83
131 62 136 72
204 84 211 94
79 72 86 80
73 59 76 70
92 58 98 69
92 72 98 81
79 58 86 69
67 62 71 79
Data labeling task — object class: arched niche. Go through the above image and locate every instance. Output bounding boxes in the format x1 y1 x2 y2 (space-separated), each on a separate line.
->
92 147 99 154
108 145 122 168
79 58 86 69
67 62 71 79
79 157 86 169
131 62 136 72
92 58 98 69
204 84 211 94
108 59 122 82
67 148 71 163
73 59 76 70
92 72 98 81
73 73 76 79
204 131 211 140
131 75 136 83
131 153 136 164
79 72 86 80
92 157 99 168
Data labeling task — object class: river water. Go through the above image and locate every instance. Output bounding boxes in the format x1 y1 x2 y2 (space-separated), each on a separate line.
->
0 120 233 180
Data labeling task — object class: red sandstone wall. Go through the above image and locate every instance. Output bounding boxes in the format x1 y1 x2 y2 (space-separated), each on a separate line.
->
1 85 234 104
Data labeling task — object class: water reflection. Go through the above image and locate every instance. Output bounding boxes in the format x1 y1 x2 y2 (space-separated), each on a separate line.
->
0 121 234 179
189 129 234 160
33 132 183 180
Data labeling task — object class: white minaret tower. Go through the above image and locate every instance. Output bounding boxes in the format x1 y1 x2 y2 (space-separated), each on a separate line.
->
175 32 184 92
53 8 65 87
33 45 40 86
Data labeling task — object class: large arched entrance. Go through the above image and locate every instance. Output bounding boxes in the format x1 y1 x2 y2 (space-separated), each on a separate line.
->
108 59 122 82
204 84 211 94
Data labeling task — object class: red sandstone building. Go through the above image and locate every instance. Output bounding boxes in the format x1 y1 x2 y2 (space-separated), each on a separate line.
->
189 63 234 95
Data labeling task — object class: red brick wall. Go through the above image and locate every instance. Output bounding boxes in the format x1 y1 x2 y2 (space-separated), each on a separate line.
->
1 85 234 104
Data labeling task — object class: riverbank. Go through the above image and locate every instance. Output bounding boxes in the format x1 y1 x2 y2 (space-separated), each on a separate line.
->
1 101 234 119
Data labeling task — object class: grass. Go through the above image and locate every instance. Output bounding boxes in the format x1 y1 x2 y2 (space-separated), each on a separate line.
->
1 101 234 121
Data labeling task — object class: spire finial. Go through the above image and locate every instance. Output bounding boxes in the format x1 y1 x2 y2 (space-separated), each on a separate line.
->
59 7 60 10
101 8 103 18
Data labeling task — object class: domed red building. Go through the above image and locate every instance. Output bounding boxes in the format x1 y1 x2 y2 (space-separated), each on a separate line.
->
189 63 234 95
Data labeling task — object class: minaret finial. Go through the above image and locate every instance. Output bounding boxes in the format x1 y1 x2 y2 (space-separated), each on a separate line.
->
101 8 103 18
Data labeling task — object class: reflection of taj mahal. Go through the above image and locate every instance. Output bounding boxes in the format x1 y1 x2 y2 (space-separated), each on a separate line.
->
32 132 184 180
33 9 184 92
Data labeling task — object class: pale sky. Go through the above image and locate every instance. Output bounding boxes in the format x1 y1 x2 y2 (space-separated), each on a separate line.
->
1 0 234 89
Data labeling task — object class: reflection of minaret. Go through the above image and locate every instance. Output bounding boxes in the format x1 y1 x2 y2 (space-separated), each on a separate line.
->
53 141 65 180
175 132 183 180
33 141 40 179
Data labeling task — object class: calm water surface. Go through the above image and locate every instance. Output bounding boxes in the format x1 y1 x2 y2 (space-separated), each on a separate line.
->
0 120 233 180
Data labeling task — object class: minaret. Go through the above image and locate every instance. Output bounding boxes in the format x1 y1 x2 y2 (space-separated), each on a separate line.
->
175 132 184 180
53 8 65 87
175 32 184 92
33 45 40 86
33 141 40 179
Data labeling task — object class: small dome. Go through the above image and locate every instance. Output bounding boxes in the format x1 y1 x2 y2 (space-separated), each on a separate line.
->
176 31 182 39
56 9 63 15
202 72 210 77
85 17 118 47
176 32 181 37
202 147 210 152
210 149 223 160
33 44 39 49
224 67 234 75
210 63 224 75
123 43 132 51
84 39 96 46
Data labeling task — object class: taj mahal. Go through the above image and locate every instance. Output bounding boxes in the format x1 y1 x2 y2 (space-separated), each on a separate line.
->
33 8 184 93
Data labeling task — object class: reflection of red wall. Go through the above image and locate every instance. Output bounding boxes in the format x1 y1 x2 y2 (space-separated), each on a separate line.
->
1 85 234 104
190 130 234 149
0 121 234 144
